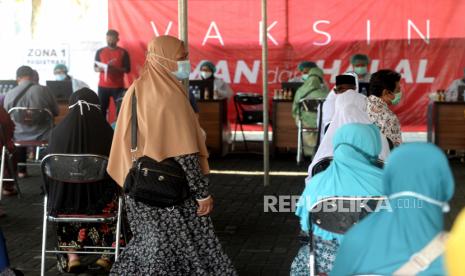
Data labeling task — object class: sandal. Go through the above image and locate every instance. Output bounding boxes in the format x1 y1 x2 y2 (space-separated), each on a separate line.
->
67 259 81 273
95 258 112 272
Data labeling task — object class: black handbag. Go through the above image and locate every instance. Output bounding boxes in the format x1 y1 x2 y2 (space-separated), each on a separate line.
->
123 93 190 208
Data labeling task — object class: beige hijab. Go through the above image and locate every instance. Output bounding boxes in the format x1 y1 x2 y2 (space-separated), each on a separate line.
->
107 35 209 186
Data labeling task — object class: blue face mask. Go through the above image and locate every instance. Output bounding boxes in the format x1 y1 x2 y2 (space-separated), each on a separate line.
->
152 53 191 80
391 92 402 105
55 74 67 81
354 66 367 75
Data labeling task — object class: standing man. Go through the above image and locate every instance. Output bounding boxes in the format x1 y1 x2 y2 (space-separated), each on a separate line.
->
94 29 130 118
351 54 371 95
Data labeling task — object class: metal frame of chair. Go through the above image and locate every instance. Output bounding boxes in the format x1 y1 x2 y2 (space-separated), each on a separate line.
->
8 107 54 168
307 196 386 276
0 125 21 199
232 93 264 151
296 98 325 164
40 154 123 276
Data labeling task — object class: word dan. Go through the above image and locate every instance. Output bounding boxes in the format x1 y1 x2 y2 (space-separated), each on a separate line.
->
190 59 435 85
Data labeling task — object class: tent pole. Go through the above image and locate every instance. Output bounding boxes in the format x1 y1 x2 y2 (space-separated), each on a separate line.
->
261 0 270 186
178 0 189 90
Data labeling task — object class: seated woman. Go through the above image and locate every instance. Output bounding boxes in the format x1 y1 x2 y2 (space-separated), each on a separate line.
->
367 69 403 147
47 88 117 273
308 83 390 180
291 123 384 275
291 66 329 157
331 143 454 275
199 61 234 99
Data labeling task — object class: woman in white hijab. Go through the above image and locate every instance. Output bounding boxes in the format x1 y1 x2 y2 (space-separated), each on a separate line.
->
308 74 390 180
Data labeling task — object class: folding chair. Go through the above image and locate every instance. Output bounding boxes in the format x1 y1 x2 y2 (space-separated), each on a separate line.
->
307 196 386 276
0 125 20 199
233 93 263 151
8 107 54 168
40 154 123 276
311 157 384 177
296 98 325 164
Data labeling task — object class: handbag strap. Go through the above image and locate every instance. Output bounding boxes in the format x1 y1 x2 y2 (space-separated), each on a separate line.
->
130 92 138 162
393 232 448 275
12 82 34 107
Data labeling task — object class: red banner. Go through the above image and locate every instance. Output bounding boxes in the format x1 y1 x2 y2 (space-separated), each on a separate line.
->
109 0 465 130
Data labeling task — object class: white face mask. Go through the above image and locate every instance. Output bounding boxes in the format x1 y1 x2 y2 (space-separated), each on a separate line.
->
151 53 191 80
200 71 212 79
389 191 450 213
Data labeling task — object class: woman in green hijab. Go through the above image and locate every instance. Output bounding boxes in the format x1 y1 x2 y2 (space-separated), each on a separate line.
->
292 67 329 157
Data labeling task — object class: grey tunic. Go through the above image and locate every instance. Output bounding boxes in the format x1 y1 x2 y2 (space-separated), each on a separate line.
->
4 80 58 141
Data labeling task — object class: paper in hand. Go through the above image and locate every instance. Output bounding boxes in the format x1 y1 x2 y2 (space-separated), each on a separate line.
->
95 61 109 81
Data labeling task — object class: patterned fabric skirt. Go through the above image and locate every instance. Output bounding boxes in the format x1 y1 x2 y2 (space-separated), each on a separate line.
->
290 236 340 275
110 196 237 276
56 199 119 257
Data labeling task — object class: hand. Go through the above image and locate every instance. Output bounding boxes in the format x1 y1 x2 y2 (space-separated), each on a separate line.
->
196 196 213 216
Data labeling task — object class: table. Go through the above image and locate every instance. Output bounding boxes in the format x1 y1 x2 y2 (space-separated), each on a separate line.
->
197 99 228 156
429 101 465 150
272 99 297 152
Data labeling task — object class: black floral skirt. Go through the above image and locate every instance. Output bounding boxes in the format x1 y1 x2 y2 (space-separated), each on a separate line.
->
110 196 237 276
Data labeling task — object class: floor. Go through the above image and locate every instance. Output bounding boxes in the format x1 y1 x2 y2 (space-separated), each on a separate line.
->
0 149 463 275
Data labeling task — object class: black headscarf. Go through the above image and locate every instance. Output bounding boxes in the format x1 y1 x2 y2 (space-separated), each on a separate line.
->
47 88 116 214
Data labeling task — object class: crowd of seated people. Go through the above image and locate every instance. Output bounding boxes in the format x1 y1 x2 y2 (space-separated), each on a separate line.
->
290 66 461 275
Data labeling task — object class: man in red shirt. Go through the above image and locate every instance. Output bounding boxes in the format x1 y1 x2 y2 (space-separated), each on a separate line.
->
94 29 130 118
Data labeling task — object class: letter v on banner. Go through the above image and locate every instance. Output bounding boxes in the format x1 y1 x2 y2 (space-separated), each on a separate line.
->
150 21 173 36
259 21 278 45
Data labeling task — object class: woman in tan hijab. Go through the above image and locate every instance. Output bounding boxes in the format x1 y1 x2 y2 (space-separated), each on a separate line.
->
108 35 236 275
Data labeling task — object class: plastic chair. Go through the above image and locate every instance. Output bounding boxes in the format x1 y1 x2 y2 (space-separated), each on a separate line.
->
40 154 123 276
296 98 325 164
233 93 263 151
307 196 386 276
8 107 54 168
0 125 20 199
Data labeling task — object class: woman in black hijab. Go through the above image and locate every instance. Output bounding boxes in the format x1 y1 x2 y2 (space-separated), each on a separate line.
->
47 88 117 273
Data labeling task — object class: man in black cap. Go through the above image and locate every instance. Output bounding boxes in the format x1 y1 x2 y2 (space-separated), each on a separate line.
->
320 72 359 134
334 74 357 94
